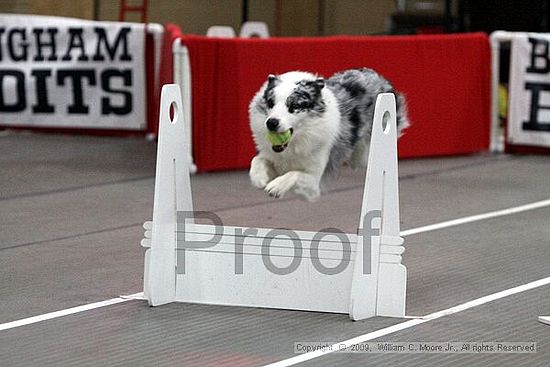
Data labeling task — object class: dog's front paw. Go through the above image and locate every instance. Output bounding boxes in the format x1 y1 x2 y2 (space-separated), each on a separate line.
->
250 169 270 189
295 186 320 202
264 173 297 199
249 157 272 189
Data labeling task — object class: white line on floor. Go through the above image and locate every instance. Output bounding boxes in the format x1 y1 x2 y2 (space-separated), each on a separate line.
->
1 198 550 333
261 276 550 367
0 293 142 332
401 198 550 236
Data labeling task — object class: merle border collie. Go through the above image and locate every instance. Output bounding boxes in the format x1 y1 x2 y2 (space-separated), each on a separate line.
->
248 68 409 202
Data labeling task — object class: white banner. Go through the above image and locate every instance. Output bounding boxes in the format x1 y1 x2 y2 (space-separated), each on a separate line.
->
509 33 550 147
0 14 146 130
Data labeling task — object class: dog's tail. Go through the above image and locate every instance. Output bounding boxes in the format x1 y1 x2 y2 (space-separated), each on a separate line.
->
395 92 410 137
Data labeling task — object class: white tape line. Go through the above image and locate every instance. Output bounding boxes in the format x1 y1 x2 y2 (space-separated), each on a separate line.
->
261 276 550 367
2 198 550 332
0 293 142 332
401 198 550 237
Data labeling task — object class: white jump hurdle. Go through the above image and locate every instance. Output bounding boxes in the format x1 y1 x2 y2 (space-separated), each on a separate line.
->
141 84 406 320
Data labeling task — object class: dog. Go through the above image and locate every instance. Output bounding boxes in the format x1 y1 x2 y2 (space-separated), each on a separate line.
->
248 68 409 202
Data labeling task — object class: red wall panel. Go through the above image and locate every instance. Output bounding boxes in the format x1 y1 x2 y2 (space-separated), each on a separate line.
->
180 33 491 172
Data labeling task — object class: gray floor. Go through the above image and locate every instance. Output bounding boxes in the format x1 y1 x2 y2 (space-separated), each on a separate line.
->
1 131 549 366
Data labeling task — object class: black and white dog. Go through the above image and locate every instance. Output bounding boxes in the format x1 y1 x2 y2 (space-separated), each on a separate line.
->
249 68 409 201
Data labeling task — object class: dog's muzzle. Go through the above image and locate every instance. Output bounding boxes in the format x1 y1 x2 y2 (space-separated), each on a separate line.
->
272 144 287 153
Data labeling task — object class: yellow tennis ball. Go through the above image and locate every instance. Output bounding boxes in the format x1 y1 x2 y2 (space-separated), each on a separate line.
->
266 130 292 146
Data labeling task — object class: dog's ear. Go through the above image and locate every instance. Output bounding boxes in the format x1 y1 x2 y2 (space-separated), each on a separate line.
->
315 78 325 90
268 74 279 85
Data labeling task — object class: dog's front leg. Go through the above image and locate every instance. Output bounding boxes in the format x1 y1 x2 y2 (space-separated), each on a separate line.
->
249 156 276 189
265 171 321 202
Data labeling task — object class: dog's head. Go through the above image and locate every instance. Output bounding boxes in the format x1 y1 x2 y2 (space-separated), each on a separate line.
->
251 71 327 152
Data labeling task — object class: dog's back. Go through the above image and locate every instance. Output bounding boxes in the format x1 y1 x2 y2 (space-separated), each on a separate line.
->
324 68 409 175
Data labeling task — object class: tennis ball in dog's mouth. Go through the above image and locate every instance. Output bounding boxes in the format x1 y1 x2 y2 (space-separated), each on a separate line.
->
266 129 292 147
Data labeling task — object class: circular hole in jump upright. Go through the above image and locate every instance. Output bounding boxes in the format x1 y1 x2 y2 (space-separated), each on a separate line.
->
169 102 178 124
382 111 391 134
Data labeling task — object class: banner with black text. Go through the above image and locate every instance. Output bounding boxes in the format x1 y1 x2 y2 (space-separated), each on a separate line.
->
0 14 146 130
509 33 550 147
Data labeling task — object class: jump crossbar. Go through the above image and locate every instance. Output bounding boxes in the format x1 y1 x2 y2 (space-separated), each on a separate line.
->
141 84 406 320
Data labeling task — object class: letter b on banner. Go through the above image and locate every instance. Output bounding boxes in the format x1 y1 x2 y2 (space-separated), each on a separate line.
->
526 37 550 74
509 34 550 147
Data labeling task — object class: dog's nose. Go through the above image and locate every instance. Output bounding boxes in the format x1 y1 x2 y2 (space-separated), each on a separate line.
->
266 118 280 132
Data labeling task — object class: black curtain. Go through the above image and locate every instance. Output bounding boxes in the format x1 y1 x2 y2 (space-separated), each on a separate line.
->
461 0 550 33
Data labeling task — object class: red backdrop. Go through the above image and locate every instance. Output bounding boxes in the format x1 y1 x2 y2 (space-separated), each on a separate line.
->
179 33 491 172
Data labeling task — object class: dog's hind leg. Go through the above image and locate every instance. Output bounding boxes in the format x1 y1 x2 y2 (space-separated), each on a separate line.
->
265 171 320 202
349 140 370 169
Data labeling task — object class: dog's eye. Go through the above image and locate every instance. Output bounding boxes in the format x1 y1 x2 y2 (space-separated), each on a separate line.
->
266 98 274 109
290 101 309 113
